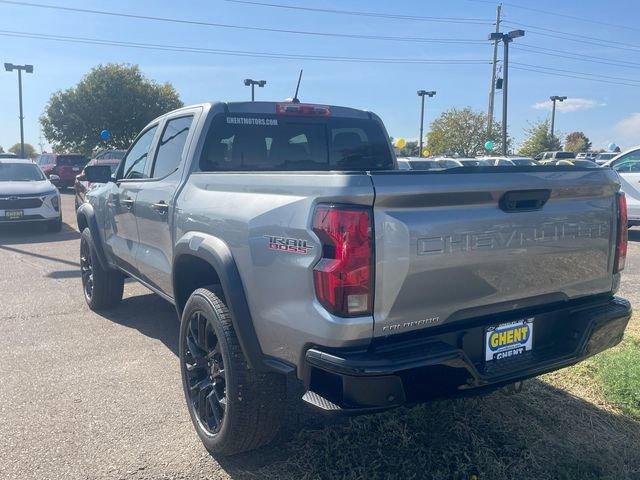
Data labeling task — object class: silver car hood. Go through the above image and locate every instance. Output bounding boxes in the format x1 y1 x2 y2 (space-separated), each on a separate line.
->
0 180 57 196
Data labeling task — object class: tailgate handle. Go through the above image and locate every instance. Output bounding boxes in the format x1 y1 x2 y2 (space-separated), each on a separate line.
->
499 189 550 212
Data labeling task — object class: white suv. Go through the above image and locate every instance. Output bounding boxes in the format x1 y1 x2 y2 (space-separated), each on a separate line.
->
0 158 62 231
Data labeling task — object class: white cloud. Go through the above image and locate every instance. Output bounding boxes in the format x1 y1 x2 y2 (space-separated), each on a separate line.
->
611 113 640 147
532 97 606 113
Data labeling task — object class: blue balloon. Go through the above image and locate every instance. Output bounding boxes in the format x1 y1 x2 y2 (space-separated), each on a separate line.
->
484 140 494 151
608 143 617 152
100 129 110 141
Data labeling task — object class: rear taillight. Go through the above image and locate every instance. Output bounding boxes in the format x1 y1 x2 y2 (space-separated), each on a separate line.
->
312 205 373 317
615 193 628 273
276 103 331 116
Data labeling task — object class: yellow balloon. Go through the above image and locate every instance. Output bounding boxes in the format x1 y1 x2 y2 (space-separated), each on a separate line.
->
422 148 430 157
394 138 406 149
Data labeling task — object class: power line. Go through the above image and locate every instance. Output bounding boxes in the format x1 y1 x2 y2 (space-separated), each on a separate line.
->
0 0 485 44
503 21 640 53
0 29 490 65
223 0 492 24
511 65 640 88
515 44 640 70
511 62 640 85
464 0 640 33
501 2 640 33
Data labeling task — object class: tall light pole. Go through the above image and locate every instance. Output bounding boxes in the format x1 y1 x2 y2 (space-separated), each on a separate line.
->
487 3 502 139
488 30 524 155
549 95 567 139
417 90 436 157
4 63 34 158
244 78 266 101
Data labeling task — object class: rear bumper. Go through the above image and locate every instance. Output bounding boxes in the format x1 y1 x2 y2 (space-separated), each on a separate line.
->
302 296 631 413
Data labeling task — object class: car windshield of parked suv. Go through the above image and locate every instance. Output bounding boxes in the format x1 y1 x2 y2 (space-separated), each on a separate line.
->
58 155 88 166
200 114 394 171
555 152 575 159
0 163 46 181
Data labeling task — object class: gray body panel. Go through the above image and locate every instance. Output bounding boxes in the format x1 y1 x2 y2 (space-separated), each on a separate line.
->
371 169 620 337
175 172 375 367
85 101 621 376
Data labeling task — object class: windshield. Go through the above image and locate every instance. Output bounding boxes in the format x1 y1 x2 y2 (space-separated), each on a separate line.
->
555 152 575 159
200 114 394 171
0 163 46 181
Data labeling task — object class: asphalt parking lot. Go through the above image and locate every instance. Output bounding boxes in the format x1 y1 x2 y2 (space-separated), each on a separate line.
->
1 192 640 480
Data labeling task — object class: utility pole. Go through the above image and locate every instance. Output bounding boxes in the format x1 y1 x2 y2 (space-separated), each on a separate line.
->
4 63 34 158
243 78 266 101
487 3 502 140
549 95 567 139
417 90 436 157
38 129 45 153
489 30 524 155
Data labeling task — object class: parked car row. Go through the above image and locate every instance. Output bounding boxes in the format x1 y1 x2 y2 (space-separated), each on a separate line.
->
397 153 599 171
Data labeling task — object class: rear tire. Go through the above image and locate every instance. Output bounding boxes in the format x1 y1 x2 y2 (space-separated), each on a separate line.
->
80 228 124 310
179 286 286 456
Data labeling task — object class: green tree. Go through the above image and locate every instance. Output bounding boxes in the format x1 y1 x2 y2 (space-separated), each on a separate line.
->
426 107 504 157
518 119 561 157
564 131 591 153
9 143 37 158
40 64 182 156
399 141 419 157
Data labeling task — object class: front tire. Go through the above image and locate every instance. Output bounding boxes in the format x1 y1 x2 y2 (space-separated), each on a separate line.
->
80 228 124 310
179 286 285 456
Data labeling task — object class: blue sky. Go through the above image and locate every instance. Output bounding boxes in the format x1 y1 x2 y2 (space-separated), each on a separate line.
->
0 0 639 153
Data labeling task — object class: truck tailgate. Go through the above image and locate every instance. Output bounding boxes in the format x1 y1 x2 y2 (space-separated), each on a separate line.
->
370 168 621 337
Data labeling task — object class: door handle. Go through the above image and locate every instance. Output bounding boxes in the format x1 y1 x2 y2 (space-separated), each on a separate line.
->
151 201 169 215
121 198 134 210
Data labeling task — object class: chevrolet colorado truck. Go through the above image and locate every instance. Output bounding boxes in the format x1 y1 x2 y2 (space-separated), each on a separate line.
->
77 101 631 456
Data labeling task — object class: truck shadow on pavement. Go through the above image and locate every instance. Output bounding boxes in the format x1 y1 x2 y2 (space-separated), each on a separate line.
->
97 292 180 355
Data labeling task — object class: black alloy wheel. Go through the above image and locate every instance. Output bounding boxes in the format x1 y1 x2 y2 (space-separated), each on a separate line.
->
183 310 227 434
80 236 94 301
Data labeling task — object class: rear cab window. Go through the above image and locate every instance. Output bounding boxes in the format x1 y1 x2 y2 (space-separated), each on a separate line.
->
199 108 393 172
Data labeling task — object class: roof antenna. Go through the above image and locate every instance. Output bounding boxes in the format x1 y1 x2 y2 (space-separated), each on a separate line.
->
291 69 303 103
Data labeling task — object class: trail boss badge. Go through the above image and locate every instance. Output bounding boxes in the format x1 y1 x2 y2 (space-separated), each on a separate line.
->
264 235 314 254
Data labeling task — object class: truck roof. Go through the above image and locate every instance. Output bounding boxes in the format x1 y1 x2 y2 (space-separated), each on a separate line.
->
150 101 373 125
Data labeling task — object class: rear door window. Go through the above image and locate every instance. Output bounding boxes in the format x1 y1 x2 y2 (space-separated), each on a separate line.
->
151 116 193 178
199 114 393 172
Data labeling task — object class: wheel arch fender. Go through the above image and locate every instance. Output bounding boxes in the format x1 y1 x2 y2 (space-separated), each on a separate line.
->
76 203 109 270
173 232 287 373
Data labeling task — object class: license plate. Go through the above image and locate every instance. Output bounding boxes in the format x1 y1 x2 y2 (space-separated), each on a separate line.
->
5 210 24 220
485 318 534 362
72 167 80 172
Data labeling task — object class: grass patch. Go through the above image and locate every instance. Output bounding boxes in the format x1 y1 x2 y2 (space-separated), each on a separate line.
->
595 338 640 418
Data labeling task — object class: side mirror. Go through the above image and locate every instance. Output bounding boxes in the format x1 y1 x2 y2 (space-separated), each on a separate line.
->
83 165 113 184
49 174 60 182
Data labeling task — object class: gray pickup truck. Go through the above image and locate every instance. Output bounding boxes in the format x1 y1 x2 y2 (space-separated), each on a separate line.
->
78 101 631 456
